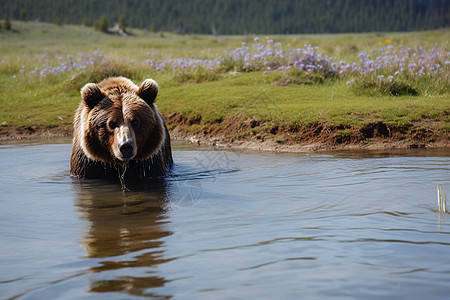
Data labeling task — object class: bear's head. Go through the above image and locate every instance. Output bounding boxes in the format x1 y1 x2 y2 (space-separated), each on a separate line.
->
77 77 165 166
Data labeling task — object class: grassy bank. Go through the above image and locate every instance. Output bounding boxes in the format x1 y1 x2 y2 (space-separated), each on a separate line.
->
1 21 449 149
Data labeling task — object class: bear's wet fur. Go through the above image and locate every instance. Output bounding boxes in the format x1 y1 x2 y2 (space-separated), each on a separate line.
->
70 77 173 183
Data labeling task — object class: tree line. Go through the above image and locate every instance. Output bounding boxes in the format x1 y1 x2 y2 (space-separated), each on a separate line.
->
1 0 448 34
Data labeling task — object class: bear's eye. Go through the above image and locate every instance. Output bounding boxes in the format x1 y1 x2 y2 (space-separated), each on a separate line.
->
108 121 118 130
131 119 139 128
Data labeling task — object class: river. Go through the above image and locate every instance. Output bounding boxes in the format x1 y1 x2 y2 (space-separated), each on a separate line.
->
0 138 449 299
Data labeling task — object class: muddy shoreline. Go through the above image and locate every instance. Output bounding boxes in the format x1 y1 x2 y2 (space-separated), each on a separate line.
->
1 118 448 152
170 129 449 152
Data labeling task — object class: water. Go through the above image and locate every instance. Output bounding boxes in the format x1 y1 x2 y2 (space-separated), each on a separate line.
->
1 138 450 299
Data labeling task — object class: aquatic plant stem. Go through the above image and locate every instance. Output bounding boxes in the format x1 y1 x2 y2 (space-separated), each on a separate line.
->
116 164 131 192
437 184 447 214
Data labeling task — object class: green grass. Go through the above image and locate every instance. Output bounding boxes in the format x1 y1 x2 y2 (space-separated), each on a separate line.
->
158 73 448 130
0 21 449 137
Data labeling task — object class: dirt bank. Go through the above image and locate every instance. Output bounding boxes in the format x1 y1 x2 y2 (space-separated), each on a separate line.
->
0 126 72 141
1 115 448 152
166 113 449 152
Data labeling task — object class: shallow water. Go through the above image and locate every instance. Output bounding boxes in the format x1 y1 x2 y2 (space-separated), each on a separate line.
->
1 138 450 299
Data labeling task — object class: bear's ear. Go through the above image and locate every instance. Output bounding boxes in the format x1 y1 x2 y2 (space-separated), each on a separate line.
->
137 79 159 105
81 83 104 109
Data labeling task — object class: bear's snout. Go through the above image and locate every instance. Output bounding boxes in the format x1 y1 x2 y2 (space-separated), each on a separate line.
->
113 123 137 162
119 141 134 159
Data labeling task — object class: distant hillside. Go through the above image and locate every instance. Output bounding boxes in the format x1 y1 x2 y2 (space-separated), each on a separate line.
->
2 0 449 34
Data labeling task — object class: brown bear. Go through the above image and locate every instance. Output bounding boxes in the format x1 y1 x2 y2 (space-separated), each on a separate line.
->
70 77 173 184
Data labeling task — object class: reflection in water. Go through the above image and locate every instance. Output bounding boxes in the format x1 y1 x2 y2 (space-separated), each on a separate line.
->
74 180 173 298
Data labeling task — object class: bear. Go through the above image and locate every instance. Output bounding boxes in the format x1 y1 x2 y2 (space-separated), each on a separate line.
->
70 77 173 184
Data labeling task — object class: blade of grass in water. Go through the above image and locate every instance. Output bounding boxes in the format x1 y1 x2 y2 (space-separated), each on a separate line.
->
437 184 447 214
